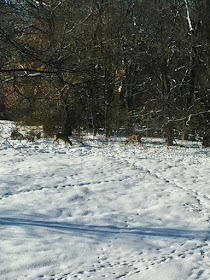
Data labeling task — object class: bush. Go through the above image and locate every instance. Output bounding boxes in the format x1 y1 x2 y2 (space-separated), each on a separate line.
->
11 128 24 140
11 126 43 142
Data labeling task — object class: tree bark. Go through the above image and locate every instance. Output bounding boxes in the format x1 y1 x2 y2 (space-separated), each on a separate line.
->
165 122 174 146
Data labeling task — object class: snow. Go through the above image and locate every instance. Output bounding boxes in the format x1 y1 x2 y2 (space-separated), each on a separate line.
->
0 120 210 280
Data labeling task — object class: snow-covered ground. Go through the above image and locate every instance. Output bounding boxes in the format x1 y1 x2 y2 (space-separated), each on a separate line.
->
0 120 210 280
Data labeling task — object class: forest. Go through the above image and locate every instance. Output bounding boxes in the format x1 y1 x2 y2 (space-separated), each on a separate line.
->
0 0 210 146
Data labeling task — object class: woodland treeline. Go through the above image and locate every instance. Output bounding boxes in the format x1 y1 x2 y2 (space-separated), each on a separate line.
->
0 0 210 146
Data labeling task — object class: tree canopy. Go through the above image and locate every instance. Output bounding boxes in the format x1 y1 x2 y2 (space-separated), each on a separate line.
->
0 0 210 145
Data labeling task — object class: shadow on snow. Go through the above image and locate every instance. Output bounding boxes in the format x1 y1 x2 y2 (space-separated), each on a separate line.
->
0 217 209 241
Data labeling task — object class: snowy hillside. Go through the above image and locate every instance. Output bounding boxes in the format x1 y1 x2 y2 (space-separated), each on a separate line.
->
0 121 210 280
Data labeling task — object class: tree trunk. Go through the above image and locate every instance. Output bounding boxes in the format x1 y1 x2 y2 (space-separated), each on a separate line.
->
182 129 189 140
202 132 210 147
165 122 174 146
64 105 75 136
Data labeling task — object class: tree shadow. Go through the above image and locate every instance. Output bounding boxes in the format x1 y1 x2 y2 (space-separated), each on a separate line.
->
0 217 209 241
